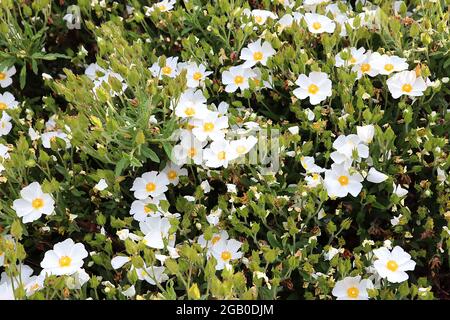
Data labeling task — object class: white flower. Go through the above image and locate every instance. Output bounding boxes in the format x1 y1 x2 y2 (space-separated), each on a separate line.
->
111 256 131 270
371 54 408 75
1 264 44 298
0 143 9 160
179 62 212 88
324 164 364 198
190 111 229 142
0 66 16 88
134 264 169 285
130 171 170 200
0 112 12 137
149 56 179 79
305 173 323 188
250 67 273 89
293 72 332 105
198 230 229 250
200 180 211 193
372 246 416 283
386 70 427 99
12 182 55 223
330 134 369 165
162 162 188 186
140 216 172 249
174 89 208 119
240 39 276 68
203 139 236 168
210 239 243 270
332 276 372 300
206 208 222 226
41 131 71 149
94 179 108 191
171 130 206 165
391 214 402 226
130 195 166 222
121 285 136 298
304 13 336 34
221 66 255 93
28 127 40 141
351 51 380 79
335 47 366 68
356 124 375 144
244 9 278 25
63 5 81 30
40 238 88 276
229 136 258 158
300 156 325 173
366 168 388 183
0 92 19 111
144 0 176 14
393 183 408 197
84 63 127 95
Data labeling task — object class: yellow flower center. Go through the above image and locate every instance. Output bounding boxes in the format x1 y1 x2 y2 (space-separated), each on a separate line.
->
217 151 226 160
203 122 215 132
234 75 244 85
158 4 166 11
384 63 394 72
236 145 247 154
0 73 5 80
347 287 359 298
167 170 177 180
146 182 156 192
30 283 40 292
308 84 319 94
360 63 371 73
161 66 172 75
252 78 260 86
349 57 357 64
312 22 322 30
312 173 319 181
221 250 232 261
193 71 202 81
402 84 412 93
0 103 7 110
386 260 398 272
32 198 44 209
338 175 349 186
188 147 197 158
253 51 263 61
144 205 153 214
255 16 263 24
211 236 221 245
184 107 196 117
59 256 72 267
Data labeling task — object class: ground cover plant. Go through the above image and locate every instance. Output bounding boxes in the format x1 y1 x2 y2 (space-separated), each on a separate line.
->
0 0 449 300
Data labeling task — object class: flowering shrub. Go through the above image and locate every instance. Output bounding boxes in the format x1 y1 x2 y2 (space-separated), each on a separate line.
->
0 0 449 300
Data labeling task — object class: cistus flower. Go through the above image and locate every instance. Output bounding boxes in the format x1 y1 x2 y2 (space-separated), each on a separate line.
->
0 66 16 88
372 246 416 283
386 70 427 99
293 72 332 105
332 276 372 300
221 66 255 93
324 164 364 198
304 13 336 34
130 171 170 199
240 39 276 68
40 238 88 276
210 238 243 270
0 92 18 111
174 89 208 119
12 182 55 223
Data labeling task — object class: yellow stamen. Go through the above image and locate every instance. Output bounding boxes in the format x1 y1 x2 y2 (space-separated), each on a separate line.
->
308 84 319 94
234 75 244 85
360 63 371 73
59 256 72 267
217 151 226 160
384 64 394 72
312 22 322 30
193 72 202 81
386 260 398 272
338 175 349 186
347 287 359 298
32 198 44 209
253 51 263 61
402 84 412 93
146 182 156 192
0 103 7 110
203 122 215 132
167 170 177 180
161 66 172 75
184 107 196 117
221 251 232 261
236 146 247 154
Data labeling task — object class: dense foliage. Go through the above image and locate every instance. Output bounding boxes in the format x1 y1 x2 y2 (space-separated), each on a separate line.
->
0 0 449 300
